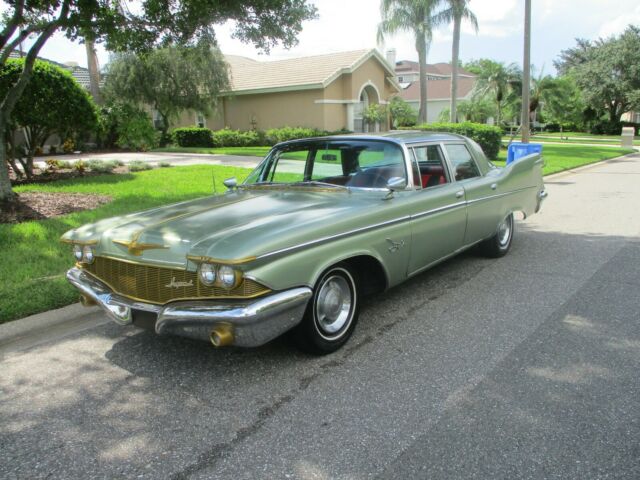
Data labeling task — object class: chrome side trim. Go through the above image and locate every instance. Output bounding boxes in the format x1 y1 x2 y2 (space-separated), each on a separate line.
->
410 201 466 220
256 215 412 261
254 187 537 261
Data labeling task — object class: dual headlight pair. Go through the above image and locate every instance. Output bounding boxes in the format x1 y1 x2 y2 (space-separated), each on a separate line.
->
198 263 241 289
73 244 95 264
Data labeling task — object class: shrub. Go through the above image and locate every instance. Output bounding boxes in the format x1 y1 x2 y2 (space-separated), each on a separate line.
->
62 138 75 153
265 126 323 145
74 160 87 174
212 128 264 147
58 160 72 169
389 97 417 127
87 160 118 173
158 161 172 168
45 158 64 171
172 127 214 147
403 122 502 160
98 103 158 151
128 160 152 172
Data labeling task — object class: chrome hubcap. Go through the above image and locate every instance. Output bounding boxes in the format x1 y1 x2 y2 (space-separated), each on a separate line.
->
498 215 512 247
315 275 352 335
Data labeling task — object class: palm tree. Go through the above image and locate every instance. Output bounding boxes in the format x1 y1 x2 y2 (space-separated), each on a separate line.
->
378 0 440 124
434 0 478 122
471 59 520 125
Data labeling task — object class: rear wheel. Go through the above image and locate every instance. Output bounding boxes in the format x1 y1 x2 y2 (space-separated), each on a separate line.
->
293 264 359 354
478 213 514 258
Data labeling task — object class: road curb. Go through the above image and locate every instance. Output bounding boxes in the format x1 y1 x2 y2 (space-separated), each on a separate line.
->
543 151 639 180
0 302 108 356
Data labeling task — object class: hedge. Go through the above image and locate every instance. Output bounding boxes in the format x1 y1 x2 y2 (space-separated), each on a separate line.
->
402 122 502 160
170 126 352 148
172 127 214 147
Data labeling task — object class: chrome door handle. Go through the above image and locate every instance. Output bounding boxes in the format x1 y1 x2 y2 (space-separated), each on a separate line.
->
455 190 464 199
490 183 497 190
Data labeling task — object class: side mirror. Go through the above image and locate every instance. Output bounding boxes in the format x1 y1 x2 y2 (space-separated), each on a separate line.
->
386 176 406 191
223 177 237 190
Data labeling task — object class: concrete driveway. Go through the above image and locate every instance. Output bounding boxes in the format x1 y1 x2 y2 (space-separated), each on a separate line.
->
39 151 263 169
1 154 639 479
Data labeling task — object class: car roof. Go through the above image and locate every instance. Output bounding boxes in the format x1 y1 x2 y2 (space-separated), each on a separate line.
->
274 131 467 148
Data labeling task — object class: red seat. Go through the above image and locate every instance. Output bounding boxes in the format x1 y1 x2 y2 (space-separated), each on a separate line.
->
420 165 445 188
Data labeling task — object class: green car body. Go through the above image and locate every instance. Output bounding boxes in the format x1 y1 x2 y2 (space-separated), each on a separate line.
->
62 132 546 352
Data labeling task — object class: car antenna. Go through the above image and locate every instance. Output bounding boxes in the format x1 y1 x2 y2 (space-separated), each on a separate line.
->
212 171 217 195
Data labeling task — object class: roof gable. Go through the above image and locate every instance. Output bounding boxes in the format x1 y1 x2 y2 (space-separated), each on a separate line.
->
224 49 399 95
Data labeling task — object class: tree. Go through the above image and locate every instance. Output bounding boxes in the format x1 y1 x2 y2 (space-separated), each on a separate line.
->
467 59 521 125
0 58 97 178
434 0 478 123
0 0 318 203
378 0 440 123
389 96 417 127
555 25 640 132
104 43 229 141
540 76 585 134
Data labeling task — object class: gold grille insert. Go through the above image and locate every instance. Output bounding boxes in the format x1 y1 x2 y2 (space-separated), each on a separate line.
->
83 256 270 304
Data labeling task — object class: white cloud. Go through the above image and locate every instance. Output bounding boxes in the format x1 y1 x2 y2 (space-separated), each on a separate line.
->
597 4 640 38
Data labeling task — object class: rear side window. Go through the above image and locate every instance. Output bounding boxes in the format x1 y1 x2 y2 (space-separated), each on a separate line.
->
411 145 449 189
444 144 481 181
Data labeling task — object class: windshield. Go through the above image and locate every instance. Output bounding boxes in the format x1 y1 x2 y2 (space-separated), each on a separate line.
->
243 139 407 189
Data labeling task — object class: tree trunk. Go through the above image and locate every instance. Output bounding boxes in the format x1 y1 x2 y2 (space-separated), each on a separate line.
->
0 115 15 203
450 16 461 123
0 11 64 201
417 38 429 124
85 39 102 104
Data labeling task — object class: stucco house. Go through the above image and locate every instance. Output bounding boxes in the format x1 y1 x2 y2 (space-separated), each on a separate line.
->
393 58 477 123
176 49 400 133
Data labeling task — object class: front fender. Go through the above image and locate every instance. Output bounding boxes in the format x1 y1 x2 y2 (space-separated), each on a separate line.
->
245 219 412 292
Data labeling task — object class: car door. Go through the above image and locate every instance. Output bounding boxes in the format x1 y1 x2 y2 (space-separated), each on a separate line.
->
442 142 504 245
406 143 467 275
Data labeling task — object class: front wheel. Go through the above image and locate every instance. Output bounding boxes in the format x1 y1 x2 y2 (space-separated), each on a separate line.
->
478 213 514 258
293 264 359 355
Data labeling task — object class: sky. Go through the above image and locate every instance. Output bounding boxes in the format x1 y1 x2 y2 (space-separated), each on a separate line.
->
26 0 640 75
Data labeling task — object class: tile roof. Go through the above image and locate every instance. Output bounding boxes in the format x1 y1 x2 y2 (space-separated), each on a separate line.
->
7 50 99 90
224 49 398 94
399 76 476 102
395 59 474 77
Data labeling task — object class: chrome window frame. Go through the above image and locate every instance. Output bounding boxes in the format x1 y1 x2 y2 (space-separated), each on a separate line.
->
406 142 454 191
440 141 484 183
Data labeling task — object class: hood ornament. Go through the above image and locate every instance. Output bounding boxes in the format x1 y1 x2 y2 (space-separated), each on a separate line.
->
113 238 169 256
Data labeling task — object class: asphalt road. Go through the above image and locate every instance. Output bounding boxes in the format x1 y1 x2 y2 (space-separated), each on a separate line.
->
2 154 639 479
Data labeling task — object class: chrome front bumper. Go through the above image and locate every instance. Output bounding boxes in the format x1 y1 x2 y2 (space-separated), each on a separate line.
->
66 267 312 347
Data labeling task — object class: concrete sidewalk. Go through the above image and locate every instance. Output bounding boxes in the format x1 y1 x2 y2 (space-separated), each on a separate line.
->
38 151 263 169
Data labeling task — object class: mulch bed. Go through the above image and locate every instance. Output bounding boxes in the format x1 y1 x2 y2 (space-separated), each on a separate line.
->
0 192 112 224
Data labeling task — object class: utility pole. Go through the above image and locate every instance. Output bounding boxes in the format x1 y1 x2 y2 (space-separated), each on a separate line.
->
521 0 531 143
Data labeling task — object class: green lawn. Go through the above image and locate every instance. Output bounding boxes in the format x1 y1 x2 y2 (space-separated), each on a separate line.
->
494 144 634 175
0 165 252 324
502 132 640 146
154 146 272 157
0 143 634 323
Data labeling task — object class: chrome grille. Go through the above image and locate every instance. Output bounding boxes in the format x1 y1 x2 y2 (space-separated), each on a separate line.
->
83 256 270 304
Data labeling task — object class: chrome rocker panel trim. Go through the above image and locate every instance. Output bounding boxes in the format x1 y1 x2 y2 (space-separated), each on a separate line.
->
66 267 312 347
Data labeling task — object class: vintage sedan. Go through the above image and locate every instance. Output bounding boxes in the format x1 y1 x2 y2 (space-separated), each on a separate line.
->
62 132 546 354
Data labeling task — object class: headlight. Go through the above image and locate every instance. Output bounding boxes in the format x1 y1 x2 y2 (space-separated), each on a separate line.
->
199 263 216 286
82 245 95 264
73 244 83 262
218 265 237 288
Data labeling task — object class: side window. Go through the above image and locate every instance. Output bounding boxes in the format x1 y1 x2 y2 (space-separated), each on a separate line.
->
412 145 449 189
444 144 481 181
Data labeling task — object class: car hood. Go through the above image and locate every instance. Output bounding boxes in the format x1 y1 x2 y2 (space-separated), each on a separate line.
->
62 188 387 268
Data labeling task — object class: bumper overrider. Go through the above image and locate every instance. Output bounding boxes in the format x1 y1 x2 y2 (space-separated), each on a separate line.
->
66 267 312 347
